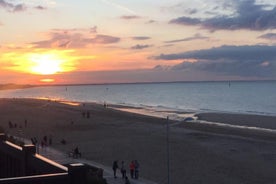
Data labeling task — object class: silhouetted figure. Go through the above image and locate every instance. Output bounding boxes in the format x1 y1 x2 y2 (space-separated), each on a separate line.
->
49 137 52 145
33 137 38 145
24 119 27 128
61 139 66 145
73 146 81 158
43 136 48 146
129 161 135 179
113 160 119 178
134 160 140 179
121 161 126 179
8 121 13 128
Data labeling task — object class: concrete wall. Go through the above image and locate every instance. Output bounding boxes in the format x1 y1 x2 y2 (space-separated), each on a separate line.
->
0 133 103 184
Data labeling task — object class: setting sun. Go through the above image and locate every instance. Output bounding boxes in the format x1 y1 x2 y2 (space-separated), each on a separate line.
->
29 54 63 75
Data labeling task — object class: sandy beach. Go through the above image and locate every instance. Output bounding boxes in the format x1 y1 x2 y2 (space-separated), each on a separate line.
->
1 98 276 184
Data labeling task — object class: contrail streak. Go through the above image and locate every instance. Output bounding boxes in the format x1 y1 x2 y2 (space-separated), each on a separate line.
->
100 0 136 15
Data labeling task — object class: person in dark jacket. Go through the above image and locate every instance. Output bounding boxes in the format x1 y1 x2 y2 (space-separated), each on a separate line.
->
134 160 140 179
112 160 119 178
121 161 126 178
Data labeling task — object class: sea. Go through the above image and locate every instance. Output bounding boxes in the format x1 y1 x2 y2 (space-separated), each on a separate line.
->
0 81 276 120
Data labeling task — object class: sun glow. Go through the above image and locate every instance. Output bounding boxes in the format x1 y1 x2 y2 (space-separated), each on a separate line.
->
29 52 75 75
30 54 62 74
2 50 77 75
40 78 55 82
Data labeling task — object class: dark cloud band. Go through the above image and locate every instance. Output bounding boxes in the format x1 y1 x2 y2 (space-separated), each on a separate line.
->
155 45 276 61
154 45 276 78
169 0 276 31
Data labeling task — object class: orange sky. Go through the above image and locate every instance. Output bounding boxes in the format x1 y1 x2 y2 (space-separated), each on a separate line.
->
0 0 276 84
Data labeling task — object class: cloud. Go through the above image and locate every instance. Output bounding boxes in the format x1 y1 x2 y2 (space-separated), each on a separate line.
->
131 44 152 50
34 5 47 10
170 58 276 78
258 33 276 40
162 44 175 48
88 34 120 44
146 20 156 24
186 8 198 15
132 36 151 40
169 0 276 31
164 33 208 43
13 4 26 12
120 15 141 20
154 45 276 61
0 0 26 12
90 26 97 33
31 30 120 48
170 17 201 26
154 45 276 78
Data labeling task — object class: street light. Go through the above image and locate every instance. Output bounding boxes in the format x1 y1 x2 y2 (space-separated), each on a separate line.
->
166 116 170 184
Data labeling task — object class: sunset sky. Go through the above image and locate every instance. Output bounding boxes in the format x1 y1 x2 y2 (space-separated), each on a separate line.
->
0 0 276 84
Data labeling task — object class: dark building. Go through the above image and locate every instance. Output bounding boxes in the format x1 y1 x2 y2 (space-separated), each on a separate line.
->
0 133 104 184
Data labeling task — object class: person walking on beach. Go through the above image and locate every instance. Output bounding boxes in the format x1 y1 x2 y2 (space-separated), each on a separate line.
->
24 119 27 128
49 136 52 145
74 146 81 158
86 111 90 119
113 160 119 178
134 160 140 179
129 160 135 179
121 161 126 179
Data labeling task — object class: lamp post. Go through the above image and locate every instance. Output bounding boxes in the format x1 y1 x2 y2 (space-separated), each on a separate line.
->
166 116 170 184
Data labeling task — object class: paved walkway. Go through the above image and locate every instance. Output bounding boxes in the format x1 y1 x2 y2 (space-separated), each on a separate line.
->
38 146 158 184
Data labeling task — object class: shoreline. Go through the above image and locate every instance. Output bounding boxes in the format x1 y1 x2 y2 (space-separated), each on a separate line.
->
3 97 276 130
2 98 276 184
108 103 276 131
196 112 276 129
2 97 276 139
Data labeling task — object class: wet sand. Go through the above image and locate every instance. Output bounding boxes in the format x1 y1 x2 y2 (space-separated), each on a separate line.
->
1 98 276 184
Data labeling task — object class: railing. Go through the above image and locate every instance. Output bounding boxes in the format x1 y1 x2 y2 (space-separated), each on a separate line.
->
0 173 68 184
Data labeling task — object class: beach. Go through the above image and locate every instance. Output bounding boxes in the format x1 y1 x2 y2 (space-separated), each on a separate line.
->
1 98 276 184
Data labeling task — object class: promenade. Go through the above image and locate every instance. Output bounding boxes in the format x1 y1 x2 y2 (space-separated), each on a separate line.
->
38 146 158 184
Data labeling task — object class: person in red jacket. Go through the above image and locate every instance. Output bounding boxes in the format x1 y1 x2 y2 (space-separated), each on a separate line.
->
129 160 135 179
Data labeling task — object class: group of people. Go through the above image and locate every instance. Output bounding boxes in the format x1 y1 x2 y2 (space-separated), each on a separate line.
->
31 135 52 147
81 110 90 119
8 119 28 129
112 160 140 184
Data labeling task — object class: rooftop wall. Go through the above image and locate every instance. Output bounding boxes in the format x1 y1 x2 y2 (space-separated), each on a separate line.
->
0 133 104 184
